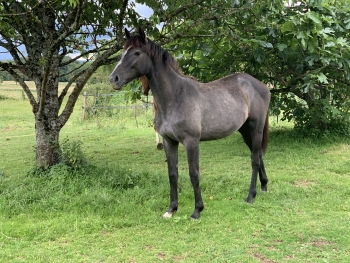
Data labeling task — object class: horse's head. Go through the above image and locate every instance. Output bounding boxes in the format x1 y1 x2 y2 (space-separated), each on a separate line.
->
109 27 152 90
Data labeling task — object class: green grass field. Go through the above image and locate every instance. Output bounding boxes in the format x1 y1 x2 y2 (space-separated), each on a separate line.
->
1 82 350 262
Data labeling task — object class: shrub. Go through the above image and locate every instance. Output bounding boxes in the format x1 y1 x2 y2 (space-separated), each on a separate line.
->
59 138 87 169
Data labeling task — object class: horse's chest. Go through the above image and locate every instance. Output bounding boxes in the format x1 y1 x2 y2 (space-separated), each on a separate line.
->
155 115 176 137
155 112 198 142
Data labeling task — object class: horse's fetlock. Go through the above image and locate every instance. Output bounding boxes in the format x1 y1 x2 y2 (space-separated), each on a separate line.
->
196 204 204 212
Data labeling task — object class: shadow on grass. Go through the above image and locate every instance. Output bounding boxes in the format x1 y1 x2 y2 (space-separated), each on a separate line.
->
269 126 349 147
0 163 168 219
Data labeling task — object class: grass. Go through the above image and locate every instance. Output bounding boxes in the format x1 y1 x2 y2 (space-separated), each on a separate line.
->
1 82 350 262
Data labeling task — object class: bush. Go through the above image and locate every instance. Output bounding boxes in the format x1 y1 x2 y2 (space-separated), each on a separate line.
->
0 94 12 100
272 92 350 137
59 138 87 169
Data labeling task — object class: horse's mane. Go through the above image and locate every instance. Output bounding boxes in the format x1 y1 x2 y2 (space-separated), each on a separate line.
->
124 34 182 74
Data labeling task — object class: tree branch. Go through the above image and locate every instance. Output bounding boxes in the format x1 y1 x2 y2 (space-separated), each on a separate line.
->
58 68 86 108
118 0 129 30
50 1 85 51
159 0 206 22
0 62 38 112
57 42 123 128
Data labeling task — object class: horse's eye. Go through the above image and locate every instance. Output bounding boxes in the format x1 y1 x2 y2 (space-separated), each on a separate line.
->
134 51 141 56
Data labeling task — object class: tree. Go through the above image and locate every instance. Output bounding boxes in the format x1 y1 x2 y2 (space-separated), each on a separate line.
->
0 0 222 168
2 0 150 168
160 0 350 135
0 0 132 167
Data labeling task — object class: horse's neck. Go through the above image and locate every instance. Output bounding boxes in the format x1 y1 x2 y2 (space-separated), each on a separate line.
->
147 65 181 111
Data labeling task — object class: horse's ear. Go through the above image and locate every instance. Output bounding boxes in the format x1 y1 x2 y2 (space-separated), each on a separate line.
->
124 28 131 39
138 27 147 43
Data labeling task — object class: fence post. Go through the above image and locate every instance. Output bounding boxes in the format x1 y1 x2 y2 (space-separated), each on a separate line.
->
134 106 139 128
82 91 88 120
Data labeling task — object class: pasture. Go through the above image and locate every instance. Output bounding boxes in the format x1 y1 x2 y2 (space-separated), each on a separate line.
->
1 81 350 262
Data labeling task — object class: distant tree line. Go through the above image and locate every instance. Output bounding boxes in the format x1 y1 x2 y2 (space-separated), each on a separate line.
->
0 56 86 82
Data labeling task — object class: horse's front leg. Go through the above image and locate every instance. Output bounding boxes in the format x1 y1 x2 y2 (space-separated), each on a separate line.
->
162 138 179 218
184 138 204 219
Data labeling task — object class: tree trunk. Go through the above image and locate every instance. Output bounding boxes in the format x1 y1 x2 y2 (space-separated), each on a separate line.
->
35 118 61 167
34 62 61 167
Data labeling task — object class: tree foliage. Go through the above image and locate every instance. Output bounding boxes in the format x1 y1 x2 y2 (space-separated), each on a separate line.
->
145 0 350 136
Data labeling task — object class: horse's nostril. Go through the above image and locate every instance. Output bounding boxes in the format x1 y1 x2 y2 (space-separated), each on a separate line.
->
115 75 119 82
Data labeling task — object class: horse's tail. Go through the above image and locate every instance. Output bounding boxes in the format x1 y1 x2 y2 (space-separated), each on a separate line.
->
262 112 269 154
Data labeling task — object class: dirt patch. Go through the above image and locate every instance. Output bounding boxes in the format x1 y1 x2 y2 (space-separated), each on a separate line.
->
310 240 337 248
157 252 166 260
1 125 17 133
253 253 277 263
293 180 314 188
173 253 188 262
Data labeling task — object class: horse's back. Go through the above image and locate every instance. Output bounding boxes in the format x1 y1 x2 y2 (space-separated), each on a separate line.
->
194 73 269 140
199 72 269 109
210 73 270 114
207 73 269 96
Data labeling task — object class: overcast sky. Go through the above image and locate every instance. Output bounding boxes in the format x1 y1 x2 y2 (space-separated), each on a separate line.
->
0 3 153 60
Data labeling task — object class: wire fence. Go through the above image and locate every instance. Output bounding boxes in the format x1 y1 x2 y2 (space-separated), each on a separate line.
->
81 91 154 124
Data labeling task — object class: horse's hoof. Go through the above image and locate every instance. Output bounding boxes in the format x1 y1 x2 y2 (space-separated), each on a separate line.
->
190 210 202 220
157 143 163 150
246 191 256 203
162 211 173 218
246 197 255 204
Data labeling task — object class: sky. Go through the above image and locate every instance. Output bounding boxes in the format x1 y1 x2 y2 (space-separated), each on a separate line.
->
0 3 153 60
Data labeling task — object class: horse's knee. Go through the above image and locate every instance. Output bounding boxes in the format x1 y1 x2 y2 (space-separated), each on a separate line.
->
251 156 260 170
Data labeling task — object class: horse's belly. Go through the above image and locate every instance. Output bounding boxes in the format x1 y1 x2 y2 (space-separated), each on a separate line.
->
200 112 247 141
200 123 241 141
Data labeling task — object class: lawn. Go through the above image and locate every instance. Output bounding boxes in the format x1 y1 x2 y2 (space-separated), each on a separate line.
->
1 82 350 262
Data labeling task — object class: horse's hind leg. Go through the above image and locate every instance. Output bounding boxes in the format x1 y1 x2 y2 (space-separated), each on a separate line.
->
258 155 268 192
184 138 204 219
163 138 179 218
238 121 268 202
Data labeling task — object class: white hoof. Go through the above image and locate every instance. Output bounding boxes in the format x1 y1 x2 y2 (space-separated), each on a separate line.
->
162 211 173 218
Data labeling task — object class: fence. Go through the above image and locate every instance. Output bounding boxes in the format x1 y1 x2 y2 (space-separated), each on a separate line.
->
81 91 154 124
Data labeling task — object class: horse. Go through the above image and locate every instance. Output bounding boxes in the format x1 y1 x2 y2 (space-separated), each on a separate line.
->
110 28 271 219
139 75 163 150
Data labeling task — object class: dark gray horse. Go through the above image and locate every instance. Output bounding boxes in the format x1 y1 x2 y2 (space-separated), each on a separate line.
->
110 28 271 219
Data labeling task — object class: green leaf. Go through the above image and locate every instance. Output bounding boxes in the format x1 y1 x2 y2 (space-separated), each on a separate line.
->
317 73 328 84
301 38 307 49
68 0 78 7
277 43 288 51
296 31 306 39
324 41 335 48
320 27 335 37
336 37 347 47
258 41 273 48
307 11 321 24
281 21 294 33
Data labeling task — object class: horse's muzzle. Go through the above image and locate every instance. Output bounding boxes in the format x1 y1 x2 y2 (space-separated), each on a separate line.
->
109 75 123 90
110 83 122 90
